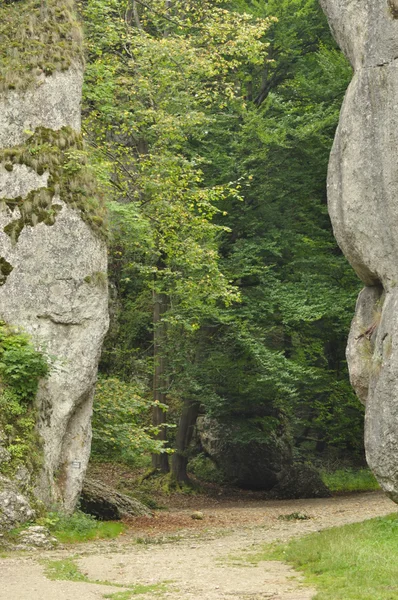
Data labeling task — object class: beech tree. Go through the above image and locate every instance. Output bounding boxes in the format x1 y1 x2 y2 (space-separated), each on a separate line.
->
81 0 274 481
82 0 365 484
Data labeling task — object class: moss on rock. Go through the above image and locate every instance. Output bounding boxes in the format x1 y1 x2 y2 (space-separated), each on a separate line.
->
0 0 83 92
0 127 107 241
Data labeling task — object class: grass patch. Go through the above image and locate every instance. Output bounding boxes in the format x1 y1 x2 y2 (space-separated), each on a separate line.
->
44 558 172 597
245 513 398 599
321 468 380 493
277 512 311 521
38 510 126 543
44 558 90 582
103 583 171 599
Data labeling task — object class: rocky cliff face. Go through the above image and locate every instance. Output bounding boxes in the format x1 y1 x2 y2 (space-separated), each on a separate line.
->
319 0 398 501
0 0 108 516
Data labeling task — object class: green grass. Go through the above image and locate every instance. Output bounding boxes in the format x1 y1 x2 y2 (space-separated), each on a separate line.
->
38 510 126 543
102 583 171 599
44 558 90 582
321 468 380 493
44 558 172 597
245 513 398 599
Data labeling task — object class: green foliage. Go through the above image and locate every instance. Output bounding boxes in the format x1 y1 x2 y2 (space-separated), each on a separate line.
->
250 514 398 599
0 0 83 92
84 0 363 472
199 0 363 461
91 377 170 464
39 510 126 543
81 0 272 326
0 322 49 474
0 322 49 400
0 127 107 241
321 469 380 493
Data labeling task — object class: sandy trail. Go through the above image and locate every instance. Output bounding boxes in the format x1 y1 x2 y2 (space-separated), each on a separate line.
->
0 491 396 600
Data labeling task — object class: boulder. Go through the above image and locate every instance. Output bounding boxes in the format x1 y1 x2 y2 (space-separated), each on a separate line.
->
319 0 398 500
80 478 152 521
9 525 57 551
198 416 292 491
270 464 331 500
0 476 35 532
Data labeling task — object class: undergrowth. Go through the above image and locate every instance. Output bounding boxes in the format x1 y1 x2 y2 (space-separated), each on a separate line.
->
321 468 380 493
0 321 49 476
38 510 125 543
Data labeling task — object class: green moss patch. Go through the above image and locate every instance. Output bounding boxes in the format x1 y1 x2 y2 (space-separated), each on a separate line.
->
0 127 107 241
0 0 83 92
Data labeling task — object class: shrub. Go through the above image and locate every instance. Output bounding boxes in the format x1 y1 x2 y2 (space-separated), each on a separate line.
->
0 322 49 474
91 376 168 464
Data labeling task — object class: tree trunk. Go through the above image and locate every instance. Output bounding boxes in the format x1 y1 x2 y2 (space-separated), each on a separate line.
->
171 399 200 483
151 289 169 473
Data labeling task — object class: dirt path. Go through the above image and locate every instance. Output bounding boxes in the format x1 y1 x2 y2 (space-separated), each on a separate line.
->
1 491 397 600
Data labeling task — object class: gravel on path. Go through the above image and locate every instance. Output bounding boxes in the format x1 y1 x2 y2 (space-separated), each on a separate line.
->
0 491 396 600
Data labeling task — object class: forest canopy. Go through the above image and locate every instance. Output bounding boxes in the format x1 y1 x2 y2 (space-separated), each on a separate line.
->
80 0 362 487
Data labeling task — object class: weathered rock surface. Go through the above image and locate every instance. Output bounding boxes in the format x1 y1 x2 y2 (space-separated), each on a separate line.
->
198 417 329 498
0 476 35 532
198 416 293 491
8 525 57 551
80 478 152 520
320 0 398 500
270 464 331 500
0 1 108 517
0 69 83 148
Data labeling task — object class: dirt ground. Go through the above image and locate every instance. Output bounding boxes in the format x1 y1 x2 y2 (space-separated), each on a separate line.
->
0 491 396 600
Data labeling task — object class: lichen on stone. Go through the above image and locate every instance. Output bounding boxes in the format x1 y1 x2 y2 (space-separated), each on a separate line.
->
0 127 107 242
0 0 84 92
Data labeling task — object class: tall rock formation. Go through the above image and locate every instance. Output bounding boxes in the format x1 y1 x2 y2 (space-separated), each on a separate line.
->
319 0 398 501
0 0 108 515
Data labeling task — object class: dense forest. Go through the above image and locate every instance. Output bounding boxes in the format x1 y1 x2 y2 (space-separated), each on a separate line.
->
76 0 363 488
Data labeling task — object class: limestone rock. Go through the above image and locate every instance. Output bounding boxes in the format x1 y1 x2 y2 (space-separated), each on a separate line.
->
0 1 108 515
80 478 152 520
270 464 331 500
320 0 398 500
0 476 35 531
10 525 57 551
0 69 83 149
191 511 204 520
